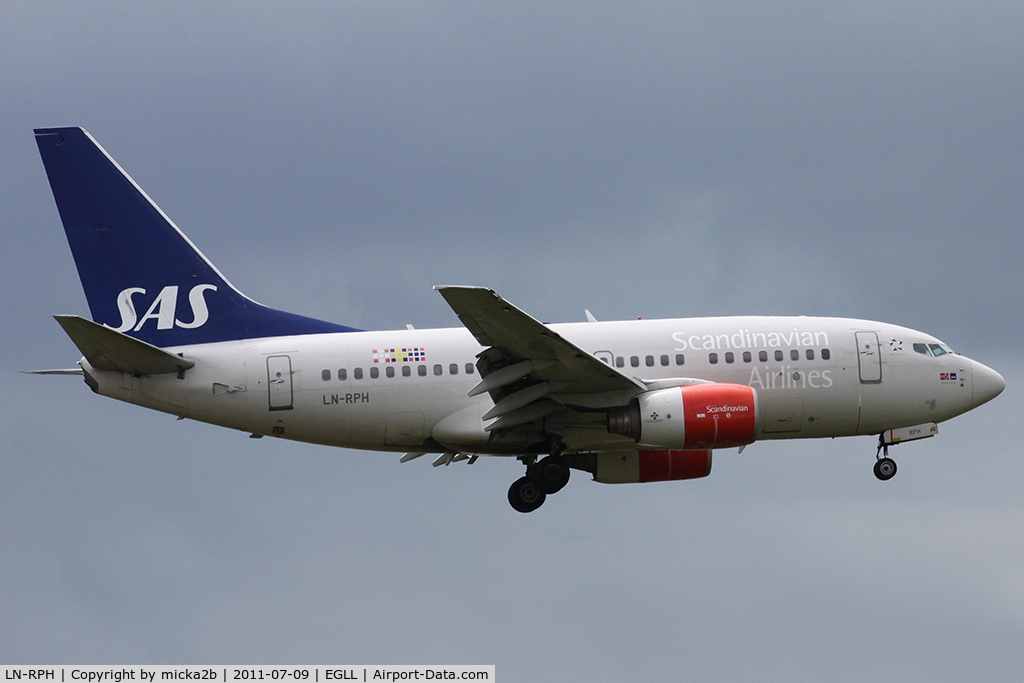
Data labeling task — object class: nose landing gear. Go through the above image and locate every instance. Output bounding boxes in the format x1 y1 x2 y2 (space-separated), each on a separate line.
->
874 436 897 481
873 456 897 480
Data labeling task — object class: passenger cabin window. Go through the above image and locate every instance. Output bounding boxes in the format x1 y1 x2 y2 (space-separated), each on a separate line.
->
338 369 347 381
402 365 411 377
630 356 640 368
616 356 624 368
322 369 331 381
775 350 784 362
806 349 815 361
675 354 685 366
645 355 655 367
709 353 719 364
661 354 669 366
790 350 799 361
370 367 379 379
433 364 443 376
759 351 768 362
450 363 459 375
354 368 363 380
418 365 427 377
386 366 395 378
465 363 475 374
821 349 831 361
725 352 734 364
743 351 752 363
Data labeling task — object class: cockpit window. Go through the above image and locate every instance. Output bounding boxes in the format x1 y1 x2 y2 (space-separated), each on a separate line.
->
915 342 956 357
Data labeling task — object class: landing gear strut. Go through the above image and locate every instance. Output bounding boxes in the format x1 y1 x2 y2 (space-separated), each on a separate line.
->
532 436 571 494
507 437 571 513
874 436 897 481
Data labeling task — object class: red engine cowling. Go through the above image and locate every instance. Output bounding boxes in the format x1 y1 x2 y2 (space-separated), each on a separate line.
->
608 383 759 450
638 449 712 482
592 449 712 483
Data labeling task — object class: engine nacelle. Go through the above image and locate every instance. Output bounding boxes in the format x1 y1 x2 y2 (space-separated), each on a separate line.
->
589 448 712 483
608 383 759 450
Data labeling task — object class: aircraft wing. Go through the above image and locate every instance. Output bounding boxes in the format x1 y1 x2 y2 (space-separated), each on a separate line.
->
435 286 644 431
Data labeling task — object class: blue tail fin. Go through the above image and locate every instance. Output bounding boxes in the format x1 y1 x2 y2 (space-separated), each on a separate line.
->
35 127 358 347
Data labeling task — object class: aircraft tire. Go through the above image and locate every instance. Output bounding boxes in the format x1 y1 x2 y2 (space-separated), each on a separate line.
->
532 454 571 495
874 457 897 481
508 476 546 513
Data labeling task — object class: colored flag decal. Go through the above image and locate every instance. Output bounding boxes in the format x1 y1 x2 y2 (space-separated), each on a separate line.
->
940 372 957 381
373 348 426 363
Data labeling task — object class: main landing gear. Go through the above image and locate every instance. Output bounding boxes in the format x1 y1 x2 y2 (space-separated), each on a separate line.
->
874 435 897 481
508 437 571 513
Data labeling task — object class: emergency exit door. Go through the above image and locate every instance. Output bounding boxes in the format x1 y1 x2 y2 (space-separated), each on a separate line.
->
267 355 294 410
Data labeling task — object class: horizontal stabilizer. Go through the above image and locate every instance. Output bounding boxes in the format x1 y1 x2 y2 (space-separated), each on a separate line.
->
21 368 85 376
54 315 195 376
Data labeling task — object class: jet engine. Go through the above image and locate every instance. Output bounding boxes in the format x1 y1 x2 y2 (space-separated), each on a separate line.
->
607 383 759 450
586 448 713 483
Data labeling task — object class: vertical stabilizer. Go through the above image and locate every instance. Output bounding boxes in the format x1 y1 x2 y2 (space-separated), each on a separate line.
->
35 127 357 346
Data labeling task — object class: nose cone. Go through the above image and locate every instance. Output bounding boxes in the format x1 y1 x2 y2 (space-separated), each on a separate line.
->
972 360 1005 408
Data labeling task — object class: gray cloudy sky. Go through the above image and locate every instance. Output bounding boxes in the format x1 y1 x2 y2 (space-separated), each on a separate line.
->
2 1 1022 680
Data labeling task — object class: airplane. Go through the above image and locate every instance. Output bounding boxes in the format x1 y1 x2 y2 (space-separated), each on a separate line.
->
31 126 1006 513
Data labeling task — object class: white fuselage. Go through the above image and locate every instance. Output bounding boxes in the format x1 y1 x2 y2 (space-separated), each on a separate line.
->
77 315 1001 457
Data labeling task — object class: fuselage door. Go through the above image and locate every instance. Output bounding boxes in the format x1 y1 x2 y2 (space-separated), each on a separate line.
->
594 350 614 366
267 355 294 410
855 331 882 384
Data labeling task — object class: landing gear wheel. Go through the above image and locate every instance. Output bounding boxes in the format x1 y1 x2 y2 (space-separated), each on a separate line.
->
531 454 571 494
508 475 547 513
874 457 897 481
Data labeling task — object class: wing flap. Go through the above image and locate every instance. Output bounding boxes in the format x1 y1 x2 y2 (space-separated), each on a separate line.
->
54 315 195 376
